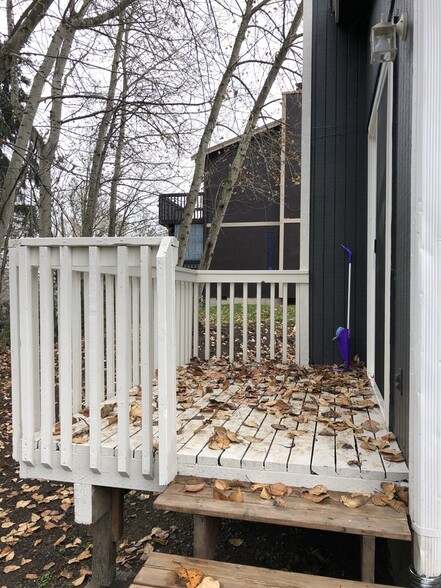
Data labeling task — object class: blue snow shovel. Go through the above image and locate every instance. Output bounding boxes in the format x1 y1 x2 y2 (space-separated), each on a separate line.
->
335 245 352 371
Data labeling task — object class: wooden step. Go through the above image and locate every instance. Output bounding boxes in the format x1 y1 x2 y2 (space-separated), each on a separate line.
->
154 478 411 541
154 477 410 583
130 552 400 588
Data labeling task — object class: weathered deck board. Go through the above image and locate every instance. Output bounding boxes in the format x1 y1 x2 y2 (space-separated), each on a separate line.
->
130 552 399 588
155 478 411 541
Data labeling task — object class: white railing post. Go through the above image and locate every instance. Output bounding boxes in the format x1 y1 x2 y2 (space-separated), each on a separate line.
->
9 246 21 462
59 246 73 471
140 246 153 477
156 237 178 485
39 247 55 468
88 246 104 473
116 245 131 476
296 282 309 365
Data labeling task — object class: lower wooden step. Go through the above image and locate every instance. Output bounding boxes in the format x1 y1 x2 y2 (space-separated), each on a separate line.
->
154 477 411 541
130 553 399 588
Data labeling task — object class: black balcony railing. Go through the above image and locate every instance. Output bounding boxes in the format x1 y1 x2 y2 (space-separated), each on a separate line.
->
159 193 205 226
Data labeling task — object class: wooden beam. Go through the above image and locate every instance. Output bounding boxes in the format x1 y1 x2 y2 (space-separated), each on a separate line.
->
194 515 219 559
361 536 375 583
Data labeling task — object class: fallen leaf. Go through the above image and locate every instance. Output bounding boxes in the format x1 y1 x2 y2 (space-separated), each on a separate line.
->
183 482 205 493
288 429 307 437
268 483 291 497
361 419 381 433
3 565 20 573
271 423 287 431
176 564 204 588
72 574 87 586
260 487 272 500
54 534 66 547
340 494 370 509
16 500 31 508
243 421 259 428
228 488 244 503
309 485 328 496
371 493 388 507
213 479 230 491
396 486 409 505
228 538 243 546
21 557 31 565
25 573 39 580
301 490 330 503
319 427 336 436
0 547 14 561
198 577 221 588
273 497 287 508
213 487 228 501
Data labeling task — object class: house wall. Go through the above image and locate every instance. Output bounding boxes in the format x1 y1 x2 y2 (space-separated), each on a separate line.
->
368 0 413 456
204 92 302 272
309 0 370 365
310 0 412 455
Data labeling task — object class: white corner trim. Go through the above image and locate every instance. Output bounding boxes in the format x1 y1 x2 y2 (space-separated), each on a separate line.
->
300 0 312 273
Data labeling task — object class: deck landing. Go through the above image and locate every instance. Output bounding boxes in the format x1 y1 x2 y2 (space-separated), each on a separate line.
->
54 359 408 493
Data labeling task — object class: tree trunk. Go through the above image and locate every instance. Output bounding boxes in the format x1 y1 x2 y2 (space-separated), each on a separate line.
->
108 14 130 237
0 0 56 84
199 1 303 270
0 21 68 252
177 0 271 266
82 17 124 236
38 27 76 237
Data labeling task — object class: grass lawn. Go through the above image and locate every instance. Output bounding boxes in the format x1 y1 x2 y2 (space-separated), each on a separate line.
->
201 303 296 326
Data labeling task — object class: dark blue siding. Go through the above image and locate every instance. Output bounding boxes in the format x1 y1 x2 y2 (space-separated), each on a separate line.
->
310 0 412 455
309 0 369 365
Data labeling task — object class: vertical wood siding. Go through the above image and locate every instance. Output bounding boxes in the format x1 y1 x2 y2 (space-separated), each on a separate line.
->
310 0 412 455
310 0 370 365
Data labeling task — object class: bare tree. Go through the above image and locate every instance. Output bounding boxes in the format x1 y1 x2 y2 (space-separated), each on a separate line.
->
199 1 303 270
176 0 272 266
81 16 125 236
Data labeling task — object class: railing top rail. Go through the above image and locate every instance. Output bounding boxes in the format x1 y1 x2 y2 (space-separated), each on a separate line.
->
9 237 167 248
177 269 309 284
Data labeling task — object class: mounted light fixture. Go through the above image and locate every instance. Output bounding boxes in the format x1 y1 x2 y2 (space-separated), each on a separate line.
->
370 12 408 64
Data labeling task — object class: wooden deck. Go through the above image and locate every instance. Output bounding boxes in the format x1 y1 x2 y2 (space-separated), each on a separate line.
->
51 359 407 493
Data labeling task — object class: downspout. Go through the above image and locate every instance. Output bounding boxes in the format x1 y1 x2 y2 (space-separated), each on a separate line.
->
409 0 441 584
298 0 312 365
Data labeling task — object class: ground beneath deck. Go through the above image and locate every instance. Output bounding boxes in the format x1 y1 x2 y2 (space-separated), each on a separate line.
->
1 352 410 588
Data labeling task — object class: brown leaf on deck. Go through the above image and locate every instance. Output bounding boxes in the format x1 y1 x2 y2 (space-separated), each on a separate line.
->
273 497 287 508
371 493 388 507
268 483 292 497
182 482 205 493
361 419 381 433
176 564 204 588
271 423 287 431
213 487 229 501
228 488 244 503
301 490 330 503
340 494 370 509
199 576 221 588
214 479 230 491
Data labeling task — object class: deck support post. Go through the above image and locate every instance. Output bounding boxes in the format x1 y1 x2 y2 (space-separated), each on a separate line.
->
194 515 219 559
75 486 124 588
360 536 375 583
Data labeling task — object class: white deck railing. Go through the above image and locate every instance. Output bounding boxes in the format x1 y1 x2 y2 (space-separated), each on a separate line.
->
175 268 309 366
9 237 178 489
9 237 309 492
